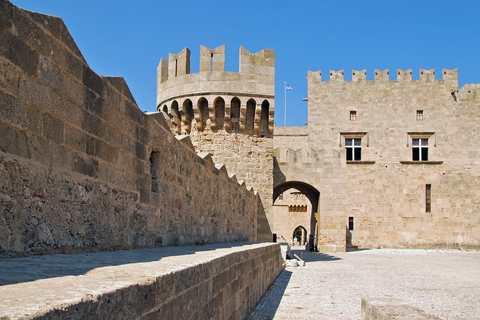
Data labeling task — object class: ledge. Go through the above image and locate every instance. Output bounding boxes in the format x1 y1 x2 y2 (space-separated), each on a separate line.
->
0 243 283 320
399 161 443 165
346 161 376 165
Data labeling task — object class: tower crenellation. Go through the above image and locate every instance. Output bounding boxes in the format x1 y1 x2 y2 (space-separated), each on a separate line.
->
157 45 275 136
308 68 458 84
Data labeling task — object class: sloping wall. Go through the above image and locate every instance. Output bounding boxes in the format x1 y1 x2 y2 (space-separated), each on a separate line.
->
0 0 258 256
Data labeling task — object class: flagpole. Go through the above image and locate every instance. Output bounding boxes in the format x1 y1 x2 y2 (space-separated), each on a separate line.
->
284 81 287 126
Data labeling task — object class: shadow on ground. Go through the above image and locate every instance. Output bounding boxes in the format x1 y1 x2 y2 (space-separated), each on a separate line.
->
0 242 253 286
247 269 293 320
290 249 342 262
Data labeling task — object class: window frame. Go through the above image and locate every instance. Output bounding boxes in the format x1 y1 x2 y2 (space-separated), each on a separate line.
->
407 132 435 162
416 110 423 120
345 138 362 161
350 110 357 121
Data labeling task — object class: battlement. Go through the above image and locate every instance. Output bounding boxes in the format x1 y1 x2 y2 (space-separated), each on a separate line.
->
156 46 275 136
158 45 275 84
308 68 458 84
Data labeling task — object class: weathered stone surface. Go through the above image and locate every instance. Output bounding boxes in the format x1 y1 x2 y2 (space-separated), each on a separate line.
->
0 243 283 320
273 68 480 252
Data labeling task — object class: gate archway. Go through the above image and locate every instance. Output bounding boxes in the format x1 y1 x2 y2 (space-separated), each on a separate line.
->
273 181 320 251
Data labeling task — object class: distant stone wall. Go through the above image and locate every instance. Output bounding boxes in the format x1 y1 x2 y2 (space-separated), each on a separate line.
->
273 68 480 251
0 0 258 256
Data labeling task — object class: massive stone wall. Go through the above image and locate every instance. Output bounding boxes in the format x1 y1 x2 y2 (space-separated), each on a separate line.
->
0 0 259 256
157 46 276 242
274 69 480 251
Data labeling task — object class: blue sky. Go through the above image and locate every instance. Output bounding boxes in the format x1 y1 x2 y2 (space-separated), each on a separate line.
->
10 0 480 127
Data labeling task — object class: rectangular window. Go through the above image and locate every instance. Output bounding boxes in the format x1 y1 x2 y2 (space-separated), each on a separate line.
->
426 184 431 212
412 138 428 161
350 111 357 121
348 217 354 230
346 138 361 161
416 110 423 120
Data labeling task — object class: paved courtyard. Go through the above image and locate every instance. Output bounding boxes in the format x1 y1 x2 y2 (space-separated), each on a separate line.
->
248 247 480 320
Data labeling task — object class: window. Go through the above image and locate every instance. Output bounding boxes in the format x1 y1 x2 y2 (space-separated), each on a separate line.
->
278 193 283 200
346 138 362 161
348 217 354 230
416 110 423 120
350 111 357 121
426 184 431 212
412 138 428 161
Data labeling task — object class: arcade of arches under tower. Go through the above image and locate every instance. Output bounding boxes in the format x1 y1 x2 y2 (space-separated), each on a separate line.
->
160 95 273 136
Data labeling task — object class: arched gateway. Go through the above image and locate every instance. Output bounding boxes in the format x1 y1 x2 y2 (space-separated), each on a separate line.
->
273 181 320 251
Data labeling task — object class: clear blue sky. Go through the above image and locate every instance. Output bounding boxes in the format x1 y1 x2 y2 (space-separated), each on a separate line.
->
10 0 480 127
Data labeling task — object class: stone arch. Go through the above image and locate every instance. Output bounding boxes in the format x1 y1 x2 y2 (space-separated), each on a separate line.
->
274 181 320 251
245 98 256 134
171 100 181 134
260 100 269 136
293 225 307 246
230 97 241 132
162 104 168 113
182 99 194 133
197 97 209 131
214 97 225 131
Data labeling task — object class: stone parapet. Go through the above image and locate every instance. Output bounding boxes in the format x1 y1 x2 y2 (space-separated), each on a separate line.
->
0 243 284 320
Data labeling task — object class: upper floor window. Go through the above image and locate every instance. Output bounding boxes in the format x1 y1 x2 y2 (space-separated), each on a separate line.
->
350 111 357 121
416 110 423 120
412 138 428 161
346 138 362 161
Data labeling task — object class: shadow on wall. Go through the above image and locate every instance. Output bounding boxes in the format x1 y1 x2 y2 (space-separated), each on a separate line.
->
273 157 286 186
0 242 252 286
247 270 293 319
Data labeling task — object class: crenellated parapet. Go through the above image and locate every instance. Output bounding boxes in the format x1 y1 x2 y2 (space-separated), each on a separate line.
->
308 68 458 85
157 46 275 136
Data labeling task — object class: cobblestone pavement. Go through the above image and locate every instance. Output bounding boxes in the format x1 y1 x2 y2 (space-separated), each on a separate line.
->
248 248 480 320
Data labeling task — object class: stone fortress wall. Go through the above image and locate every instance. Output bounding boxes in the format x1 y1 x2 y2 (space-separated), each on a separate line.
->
157 46 275 241
274 68 480 251
0 0 262 256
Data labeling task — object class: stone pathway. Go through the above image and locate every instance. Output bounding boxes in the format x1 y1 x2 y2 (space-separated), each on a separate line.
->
248 248 480 320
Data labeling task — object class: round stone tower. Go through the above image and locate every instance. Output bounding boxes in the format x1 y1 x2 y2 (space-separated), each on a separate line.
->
156 45 275 241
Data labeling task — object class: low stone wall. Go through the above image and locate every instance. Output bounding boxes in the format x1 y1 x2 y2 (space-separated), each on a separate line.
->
0 243 284 320
361 298 441 320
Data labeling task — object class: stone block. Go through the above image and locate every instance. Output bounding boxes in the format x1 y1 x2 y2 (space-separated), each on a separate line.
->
0 90 28 128
84 88 109 119
124 100 144 125
64 124 87 153
19 74 51 112
50 39 85 82
42 113 64 144
27 132 51 164
50 93 82 128
73 152 98 178
38 56 67 94
0 56 20 97
0 29 39 76
82 65 103 96
80 109 104 137
95 139 118 164
52 143 72 171
0 121 18 155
